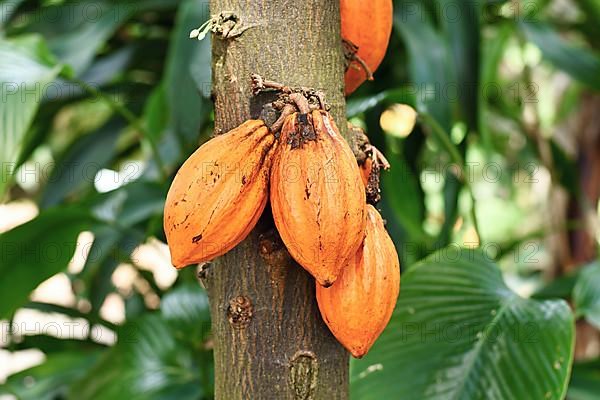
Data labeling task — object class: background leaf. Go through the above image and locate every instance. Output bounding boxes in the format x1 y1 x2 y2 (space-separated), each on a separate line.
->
0 351 100 400
71 313 206 400
0 208 93 318
573 261 600 329
351 248 575 400
568 359 600 400
0 36 61 197
163 0 212 151
520 20 600 90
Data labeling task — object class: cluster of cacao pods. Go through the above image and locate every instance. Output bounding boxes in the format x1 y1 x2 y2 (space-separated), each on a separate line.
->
164 92 399 358
342 0 393 95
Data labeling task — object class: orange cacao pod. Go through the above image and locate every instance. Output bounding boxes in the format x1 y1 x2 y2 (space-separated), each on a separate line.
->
342 0 393 95
316 204 400 358
270 110 366 286
164 120 276 267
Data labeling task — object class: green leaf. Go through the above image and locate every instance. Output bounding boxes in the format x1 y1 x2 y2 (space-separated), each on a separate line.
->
163 0 212 149
0 0 25 30
143 83 169 145
24 301 118 331
520 20 600 90
0 208 93 319
346 88 416 117
479 23 512 152
40 119 123 208
74 181 165 313
36 1 133 76
573 261 600 328
435 0 481 129
14 334 107 354
394 1 452 131
0 36 62 198
568 359 600 400
161 283 211 345
532 271 579 300
0 351 100 400
381 138 428 246
71 314 204 400
351 248 575 400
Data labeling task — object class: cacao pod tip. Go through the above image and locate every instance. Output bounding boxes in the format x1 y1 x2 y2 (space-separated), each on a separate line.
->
170 252 192 270
350 348 368 359
320 279 334 288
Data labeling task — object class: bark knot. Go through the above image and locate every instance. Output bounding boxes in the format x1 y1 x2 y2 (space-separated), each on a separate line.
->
289 350 319 400
227 295 253 328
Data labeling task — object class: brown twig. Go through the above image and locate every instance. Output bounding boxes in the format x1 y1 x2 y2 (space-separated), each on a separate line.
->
289 93 311 114
368 144 391 170
342 39 374 81
251 74 330 111
270 103 296 133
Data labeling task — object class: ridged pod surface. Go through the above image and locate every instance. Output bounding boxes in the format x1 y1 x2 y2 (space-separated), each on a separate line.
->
342 0 393 95
164 120 276 267
316 204 400 358
270 110 366 287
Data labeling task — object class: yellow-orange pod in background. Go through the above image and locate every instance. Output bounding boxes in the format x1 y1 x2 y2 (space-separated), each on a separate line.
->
342 0 393 95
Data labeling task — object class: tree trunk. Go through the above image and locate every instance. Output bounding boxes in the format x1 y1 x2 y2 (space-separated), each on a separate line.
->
566 93 600 359
205 1 349 399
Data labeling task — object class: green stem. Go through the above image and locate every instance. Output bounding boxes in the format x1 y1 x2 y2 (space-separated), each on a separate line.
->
419 113 481 241
69 77 168 180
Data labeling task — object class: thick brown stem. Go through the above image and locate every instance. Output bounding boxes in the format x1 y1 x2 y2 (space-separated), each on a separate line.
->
207 1 349 399
342 38 374 81
270 103 296 134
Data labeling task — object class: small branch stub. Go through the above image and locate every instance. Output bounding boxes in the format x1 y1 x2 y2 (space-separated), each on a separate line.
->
190 12 258 41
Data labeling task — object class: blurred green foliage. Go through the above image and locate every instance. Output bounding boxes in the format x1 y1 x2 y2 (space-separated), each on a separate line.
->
0 0 599 399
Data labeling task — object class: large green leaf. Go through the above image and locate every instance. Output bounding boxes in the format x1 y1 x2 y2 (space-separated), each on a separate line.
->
0 207 93 318
71 314 205 400
0 36 61 197
40 119 123 208
0 0 24 30
75 181 165 312
435 0 481 130
163 0 212 149
36 1 132 76
479 23 512 152
351 248 575 400
0 351 100 400
573 261 600 329
381 137 429 247
161 283 211 345
394 0 452 132
568 359 600 400
520 20 600 90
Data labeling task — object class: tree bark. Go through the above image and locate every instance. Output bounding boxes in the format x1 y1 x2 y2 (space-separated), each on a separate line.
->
205 1 349 399
565 93 600 359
